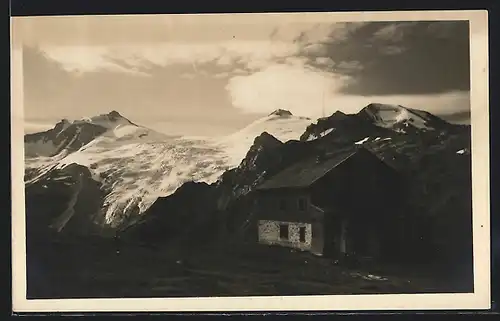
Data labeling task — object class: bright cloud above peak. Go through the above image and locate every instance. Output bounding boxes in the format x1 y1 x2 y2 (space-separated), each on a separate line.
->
224 63 470 120
226 64 350 118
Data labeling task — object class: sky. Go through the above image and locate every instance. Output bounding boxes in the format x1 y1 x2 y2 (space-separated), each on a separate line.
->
15 15 471 136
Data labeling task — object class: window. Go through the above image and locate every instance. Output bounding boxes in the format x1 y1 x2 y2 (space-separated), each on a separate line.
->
279 199 287 210
298 198 307 211
299 227 306 243
279 224 289 240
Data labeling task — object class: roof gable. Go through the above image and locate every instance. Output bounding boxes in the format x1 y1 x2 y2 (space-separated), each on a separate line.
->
256 146 373 190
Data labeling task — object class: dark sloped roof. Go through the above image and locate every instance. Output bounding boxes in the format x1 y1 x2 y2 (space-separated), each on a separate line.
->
256 147 361 190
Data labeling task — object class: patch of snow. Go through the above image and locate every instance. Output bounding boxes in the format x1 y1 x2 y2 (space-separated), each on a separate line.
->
84 113 132 130
24 112 312 227
50 176 84 232
52 176 71 181
216 114 310 167
306 128 334 142
54 121 72 136
364 274 388 281
27 131 233 225
25 161 61 185
306 134 317 141
374 137 381 141
351 272 388 281
456 149 466 154
364 103 433 131
113 124 140 138
320 128 334 137
354 137 370 145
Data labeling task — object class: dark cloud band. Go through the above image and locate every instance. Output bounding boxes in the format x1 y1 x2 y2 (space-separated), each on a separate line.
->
299 21 470 96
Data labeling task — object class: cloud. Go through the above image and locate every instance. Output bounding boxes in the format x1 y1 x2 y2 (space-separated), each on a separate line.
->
20 17 471 97
318 91 471 119
315 57 335 66
213 72 230 79
233 68 249 75
283 56 309 67
39 40 300 76
297 21 471 96
226 64 350 118
38 45 149 75
226 62 470 119
216 55 234 66
224 21 471 121
372 23 405 41
22 18 472 128
27 16 346 77
180 73 196 79
17 14 339 47
439 110 471 124
22 46 243 130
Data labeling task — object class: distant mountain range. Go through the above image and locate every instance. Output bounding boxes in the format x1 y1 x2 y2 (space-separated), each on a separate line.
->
24 103 472 262
24 108 312 235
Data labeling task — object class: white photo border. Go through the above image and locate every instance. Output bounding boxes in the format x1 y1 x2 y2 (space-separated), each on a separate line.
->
10 10 490 312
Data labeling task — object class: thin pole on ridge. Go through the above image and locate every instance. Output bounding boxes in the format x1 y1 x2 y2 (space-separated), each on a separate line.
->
322 79 326 118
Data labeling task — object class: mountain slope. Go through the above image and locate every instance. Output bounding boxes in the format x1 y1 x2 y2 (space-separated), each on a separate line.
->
300 110 394 143
25 104 472 250
24 111 142 157
216 110 311 167
25 120 108 158
357 103 454 133
25 132 229 230
25 163 108 239
25 111 173 157
24 109 309 234
123 103 471 265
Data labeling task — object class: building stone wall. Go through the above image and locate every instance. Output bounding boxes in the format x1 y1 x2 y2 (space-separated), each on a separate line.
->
258 220 313 252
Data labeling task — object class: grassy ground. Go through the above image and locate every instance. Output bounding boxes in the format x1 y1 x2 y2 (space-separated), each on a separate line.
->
26 239 473 299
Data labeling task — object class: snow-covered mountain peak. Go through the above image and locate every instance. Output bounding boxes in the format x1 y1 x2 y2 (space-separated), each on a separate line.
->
72 111 173 142
217 112 311 168
79 111 136 130
59 118 71 125
24 111 172 158
53 119 72 132
361 103 408 119
268 109 293 117
330 110 347 118
108 110 122 118
253 131 284 148
48 111 138 136
358 103 451 133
